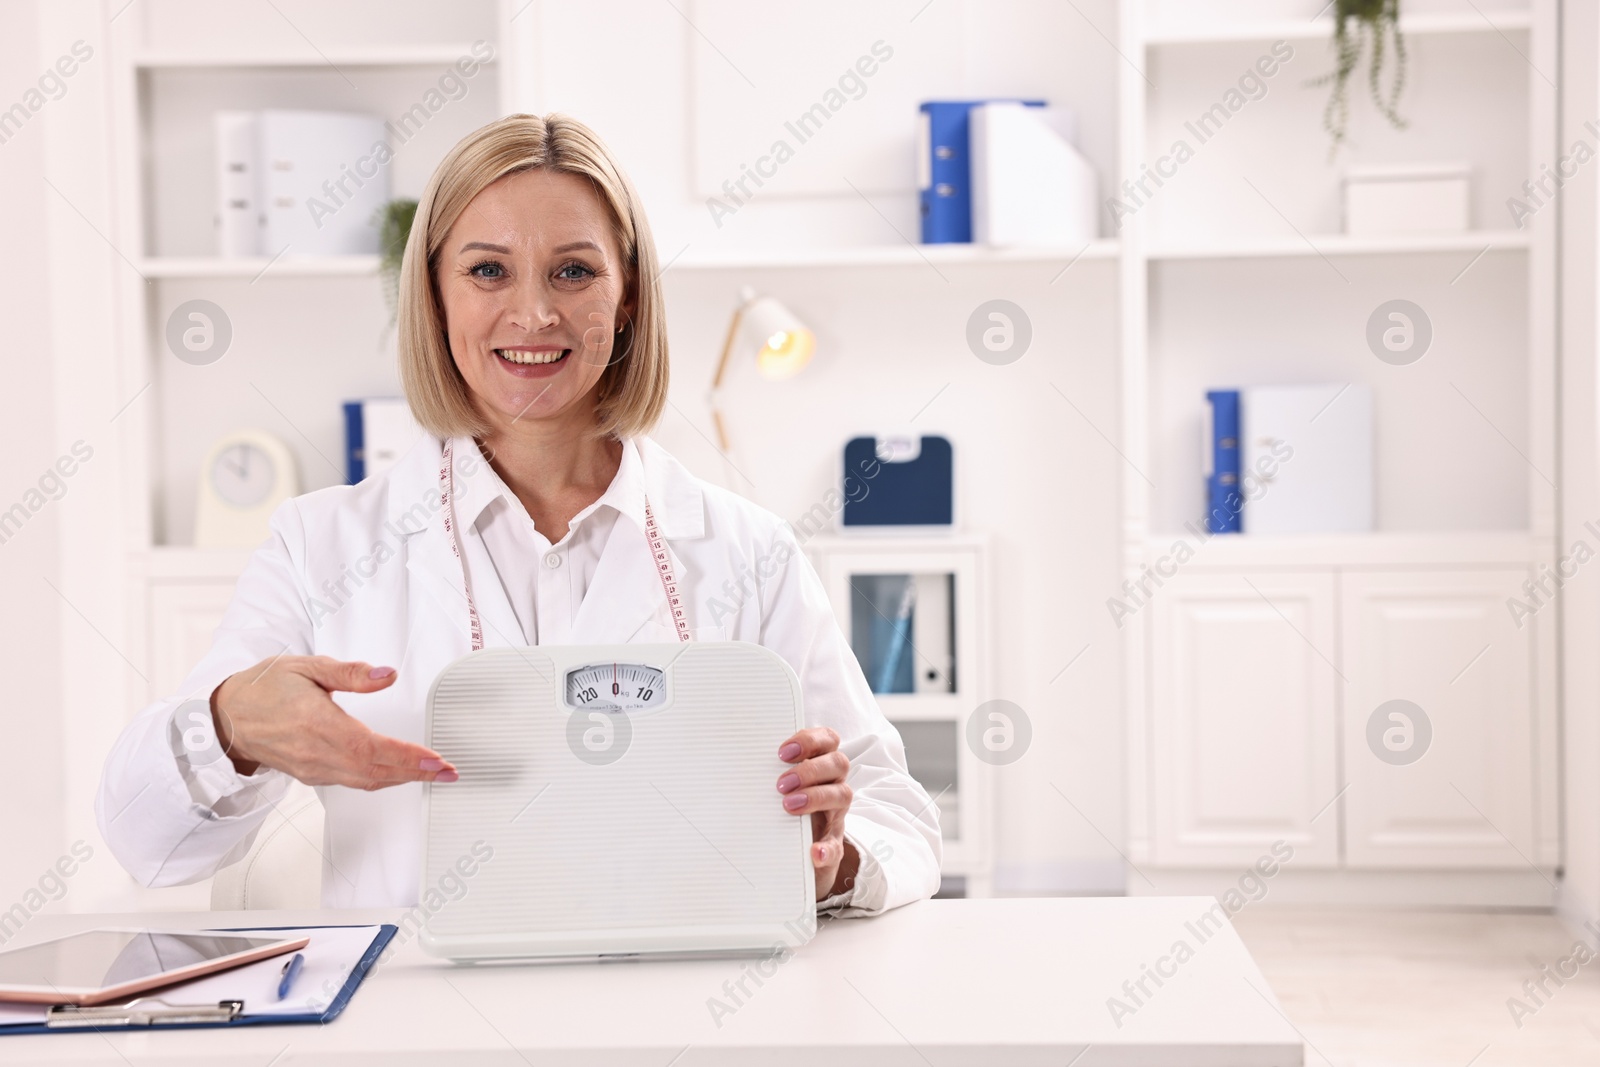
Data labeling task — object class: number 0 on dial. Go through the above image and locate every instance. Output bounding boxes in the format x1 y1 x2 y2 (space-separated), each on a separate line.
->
564 662 668 712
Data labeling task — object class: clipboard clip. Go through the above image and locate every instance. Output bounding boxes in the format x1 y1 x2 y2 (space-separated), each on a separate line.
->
46 998 244 1029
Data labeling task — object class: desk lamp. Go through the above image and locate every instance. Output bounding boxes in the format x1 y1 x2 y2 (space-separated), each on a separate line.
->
709 286 815 452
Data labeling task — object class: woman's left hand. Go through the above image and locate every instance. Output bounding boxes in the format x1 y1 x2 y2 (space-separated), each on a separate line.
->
777 727 859 900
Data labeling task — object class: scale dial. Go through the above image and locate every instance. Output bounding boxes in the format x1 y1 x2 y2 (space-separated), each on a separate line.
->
565 662 667 713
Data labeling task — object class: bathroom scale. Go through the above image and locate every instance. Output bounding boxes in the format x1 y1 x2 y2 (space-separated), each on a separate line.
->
419 641 816 962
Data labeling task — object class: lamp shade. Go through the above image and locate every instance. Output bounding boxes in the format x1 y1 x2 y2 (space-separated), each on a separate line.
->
739 293 814 380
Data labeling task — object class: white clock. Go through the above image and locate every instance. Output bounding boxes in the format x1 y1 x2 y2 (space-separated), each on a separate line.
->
195 429 299 547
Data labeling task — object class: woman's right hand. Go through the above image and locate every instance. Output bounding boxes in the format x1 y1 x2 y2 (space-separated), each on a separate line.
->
210 656 456 790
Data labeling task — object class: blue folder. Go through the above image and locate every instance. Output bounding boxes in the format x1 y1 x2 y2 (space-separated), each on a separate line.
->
0 924 395 1035
1204 390 1242 534
919 99 1046 243
343 400 369 484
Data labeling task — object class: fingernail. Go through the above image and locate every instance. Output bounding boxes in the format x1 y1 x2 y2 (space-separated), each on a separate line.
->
778 742 802 761
776 773 800 794
434 770 459 783
370 666 396 679
783 792 807 811
419 758 447 771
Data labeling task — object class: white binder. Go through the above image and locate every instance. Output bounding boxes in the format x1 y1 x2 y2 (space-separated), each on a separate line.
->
257 110 388 256
213 111 259 257
1242 384 1374 534
420 642 816 962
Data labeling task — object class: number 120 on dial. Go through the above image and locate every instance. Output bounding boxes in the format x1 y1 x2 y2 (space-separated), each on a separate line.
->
564 662 668 712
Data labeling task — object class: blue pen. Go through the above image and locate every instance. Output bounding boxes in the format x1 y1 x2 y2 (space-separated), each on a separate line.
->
276 952 305 1001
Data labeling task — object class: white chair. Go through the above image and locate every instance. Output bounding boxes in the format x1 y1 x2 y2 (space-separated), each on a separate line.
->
209 780 326 910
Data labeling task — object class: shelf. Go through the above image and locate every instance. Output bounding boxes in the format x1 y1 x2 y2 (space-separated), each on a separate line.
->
872 696 970 722
1142 531 1548 569
672 240 1119 271
139 255 381 279
132 45 491 69
1148 229 1529 261
1144 9 1531 46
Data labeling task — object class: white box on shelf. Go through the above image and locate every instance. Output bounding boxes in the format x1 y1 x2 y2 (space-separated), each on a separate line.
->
970 102 1098 247
1343 163 1470 235
1241 384 1373 535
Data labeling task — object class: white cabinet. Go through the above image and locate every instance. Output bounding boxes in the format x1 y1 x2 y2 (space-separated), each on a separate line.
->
1145 560 1545 876
1341 569 1535 868
804 536 991 895
1150 572 1339 867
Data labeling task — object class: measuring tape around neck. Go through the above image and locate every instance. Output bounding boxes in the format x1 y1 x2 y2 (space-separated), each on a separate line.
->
439 439 693 650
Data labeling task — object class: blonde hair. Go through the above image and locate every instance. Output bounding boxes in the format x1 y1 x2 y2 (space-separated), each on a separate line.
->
398 113 668 441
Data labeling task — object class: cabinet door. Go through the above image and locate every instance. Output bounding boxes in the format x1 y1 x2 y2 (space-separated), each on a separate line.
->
1341 569 1536 868
1151 571 1340 866
146 580 241 700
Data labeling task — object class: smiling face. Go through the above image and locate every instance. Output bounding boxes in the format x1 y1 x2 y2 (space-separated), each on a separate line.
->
435 167 633 435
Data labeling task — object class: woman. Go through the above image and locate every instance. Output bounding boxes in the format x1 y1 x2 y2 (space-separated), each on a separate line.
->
96 113 941 916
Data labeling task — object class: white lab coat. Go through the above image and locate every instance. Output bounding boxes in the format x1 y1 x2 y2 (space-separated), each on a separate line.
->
96 434 942 914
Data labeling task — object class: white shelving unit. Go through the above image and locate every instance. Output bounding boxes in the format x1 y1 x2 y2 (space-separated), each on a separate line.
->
1120 0 1560 904
62 0 522 912
103 0 514 728
107 1 512 552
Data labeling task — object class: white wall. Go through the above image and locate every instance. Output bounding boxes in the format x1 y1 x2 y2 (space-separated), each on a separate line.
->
0 0 67 916
1559 0 1600 934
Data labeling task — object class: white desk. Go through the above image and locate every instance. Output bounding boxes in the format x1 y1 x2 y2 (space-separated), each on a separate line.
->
4 897 1301 1065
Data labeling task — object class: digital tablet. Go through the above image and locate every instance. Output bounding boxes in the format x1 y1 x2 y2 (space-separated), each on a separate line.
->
0 929 310 1005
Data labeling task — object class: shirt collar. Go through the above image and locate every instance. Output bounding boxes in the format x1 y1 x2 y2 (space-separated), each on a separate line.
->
446 435 648 535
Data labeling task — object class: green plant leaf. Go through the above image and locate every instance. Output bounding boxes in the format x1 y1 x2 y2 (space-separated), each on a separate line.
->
372 198 418 324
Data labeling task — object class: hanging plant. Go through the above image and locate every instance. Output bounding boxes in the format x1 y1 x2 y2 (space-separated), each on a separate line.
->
1308 0 1407 154
375 198 419 325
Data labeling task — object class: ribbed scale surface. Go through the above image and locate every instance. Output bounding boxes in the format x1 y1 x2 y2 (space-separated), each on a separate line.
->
422 644 812 957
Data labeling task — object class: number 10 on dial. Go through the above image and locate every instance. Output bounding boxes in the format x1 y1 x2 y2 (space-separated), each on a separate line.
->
564 662 667 712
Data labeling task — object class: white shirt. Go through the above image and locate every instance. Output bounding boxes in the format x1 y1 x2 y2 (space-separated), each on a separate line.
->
462 438 637 646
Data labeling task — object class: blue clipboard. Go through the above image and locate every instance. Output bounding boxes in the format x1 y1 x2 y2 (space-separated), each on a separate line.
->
0 924 396 1035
